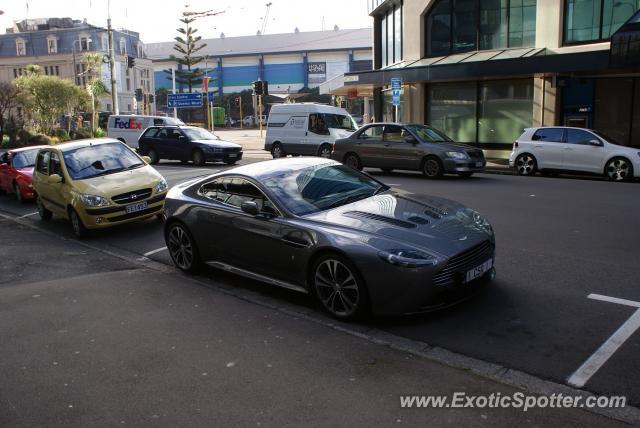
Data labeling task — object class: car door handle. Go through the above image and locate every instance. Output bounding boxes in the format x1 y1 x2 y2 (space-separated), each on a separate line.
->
534 145 543 148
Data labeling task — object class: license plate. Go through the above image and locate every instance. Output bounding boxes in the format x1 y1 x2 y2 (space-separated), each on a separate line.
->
476 161 483 167
126 201 148 214
228 153 237 158
464 259 493 283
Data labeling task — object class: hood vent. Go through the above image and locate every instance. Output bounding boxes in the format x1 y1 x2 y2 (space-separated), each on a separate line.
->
342 211 416 229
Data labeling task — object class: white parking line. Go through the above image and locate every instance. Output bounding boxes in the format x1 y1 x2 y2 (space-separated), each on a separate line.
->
143 247 168 257
18 212 38 219
567 294 640 388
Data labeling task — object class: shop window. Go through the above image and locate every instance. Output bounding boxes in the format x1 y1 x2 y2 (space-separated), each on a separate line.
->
425 0 536 57
478 79 533 145
428 82 477 143
564 0 640 44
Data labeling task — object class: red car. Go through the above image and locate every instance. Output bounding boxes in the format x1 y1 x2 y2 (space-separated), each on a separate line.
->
0 146 47 202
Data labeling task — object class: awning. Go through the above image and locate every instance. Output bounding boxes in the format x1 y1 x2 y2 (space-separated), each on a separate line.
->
319 73 375 97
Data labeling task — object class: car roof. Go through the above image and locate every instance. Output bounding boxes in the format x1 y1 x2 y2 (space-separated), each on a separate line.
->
8 145 49 153
224 157 340 180
46 138 123 152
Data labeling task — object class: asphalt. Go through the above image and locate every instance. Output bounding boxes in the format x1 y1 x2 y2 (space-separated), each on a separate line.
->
0 218 620 426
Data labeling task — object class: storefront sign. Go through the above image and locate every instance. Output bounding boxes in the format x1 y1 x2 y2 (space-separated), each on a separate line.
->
308 62 327 84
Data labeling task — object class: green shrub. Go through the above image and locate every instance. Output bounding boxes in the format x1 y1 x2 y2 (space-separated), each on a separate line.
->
18 129 36 144
93 127 106 138
54 128 71 142
29 134 51 145
71 128 92 140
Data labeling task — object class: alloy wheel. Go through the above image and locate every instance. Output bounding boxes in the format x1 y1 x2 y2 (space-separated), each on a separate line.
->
314 259 360 318
423 158 442 178
344 154 361 170
606 158 631 182
167 225 195 271
318 145 332 158
272 143 284 159
516 154 536 176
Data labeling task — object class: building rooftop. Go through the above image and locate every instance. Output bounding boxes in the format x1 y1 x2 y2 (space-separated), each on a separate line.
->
145 28 372 60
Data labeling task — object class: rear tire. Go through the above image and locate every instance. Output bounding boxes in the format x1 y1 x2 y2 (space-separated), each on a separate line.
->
37 196 52 220
69 208 87 239
271 142 285 159
318 144 332 158
192 149 205 166
422 156 443 179
344 153 362 171
148 148 159 165
13 182 24 203
515 153 537 176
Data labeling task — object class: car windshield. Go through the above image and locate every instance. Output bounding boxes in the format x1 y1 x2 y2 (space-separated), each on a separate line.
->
262 163 388 216
321 114 357 131
12 149 39 168
63 142 144 180
406 125 453 142
183 127 219 140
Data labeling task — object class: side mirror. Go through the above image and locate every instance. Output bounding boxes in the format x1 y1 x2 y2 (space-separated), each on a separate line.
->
588 139 603 147
405 135 417 144
47 174 62 184
177 135 185 140
141 155 152 164
241 201 259 216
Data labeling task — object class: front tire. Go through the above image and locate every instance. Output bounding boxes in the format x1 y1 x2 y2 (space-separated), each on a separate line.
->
605 157 633 182
37 196 52 220
69 208 87 239
166 222 202 273
13 182 24 203
422 156 443 179
318 144 332 158
310 254 369 321
192 149 205 166
271 142 285 159
344 153 362 171
515 154 537 176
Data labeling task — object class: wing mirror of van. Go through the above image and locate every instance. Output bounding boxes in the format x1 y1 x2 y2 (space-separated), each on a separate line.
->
141 156 152 164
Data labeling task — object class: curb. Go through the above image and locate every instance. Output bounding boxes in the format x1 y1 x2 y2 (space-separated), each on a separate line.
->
0 210 638 424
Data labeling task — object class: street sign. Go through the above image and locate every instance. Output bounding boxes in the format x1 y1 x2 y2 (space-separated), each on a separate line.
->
208 91 215 103
391 78 402 106
391 77 402 90
167 93 203 108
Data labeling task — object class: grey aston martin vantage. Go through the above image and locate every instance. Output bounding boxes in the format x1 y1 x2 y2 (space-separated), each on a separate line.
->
163 157 496 320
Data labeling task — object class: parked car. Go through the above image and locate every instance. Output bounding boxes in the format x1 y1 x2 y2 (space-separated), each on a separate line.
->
163 157 496 320
510 127 640 181
138 125 243 166
265 103 357 159
242 115 267 127
0 145 48 202
107 114 184 149
32 139 168 238
332 123 486 178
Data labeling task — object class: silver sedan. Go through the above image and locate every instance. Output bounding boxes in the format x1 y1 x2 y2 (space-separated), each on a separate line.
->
163 158 496 320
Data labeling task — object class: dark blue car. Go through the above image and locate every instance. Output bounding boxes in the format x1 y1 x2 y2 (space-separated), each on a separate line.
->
138 126 243 166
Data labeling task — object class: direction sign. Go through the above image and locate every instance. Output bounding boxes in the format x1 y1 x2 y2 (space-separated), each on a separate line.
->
391 77 402 90
167 93 203 108
392 89 401 106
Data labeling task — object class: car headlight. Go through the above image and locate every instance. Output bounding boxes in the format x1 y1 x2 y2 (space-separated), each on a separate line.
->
378 249 437 268
471 210 493 235
79 194 110 207
445 151 469 160
155 178 168 193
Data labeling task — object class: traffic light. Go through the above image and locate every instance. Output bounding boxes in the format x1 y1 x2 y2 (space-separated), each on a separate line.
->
262 80 268 96
127 56 135 68
340 100 347 109
252 80 263 95
135 89 143 101
148 94 155 103
234 96 241 107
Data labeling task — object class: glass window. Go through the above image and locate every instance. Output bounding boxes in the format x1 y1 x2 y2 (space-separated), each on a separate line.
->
381 14 387 66
603 0 640 38
360 125 385 138
427 0 451 56
478 79 534 145
182 127 219 140
262 164 386 216
63 142 144 180
428 82 477 143
141 128 160 138
11 149 39 168
199 178 279 215
453 0 477 52
309 114 330 135
566 129 598 144
50 152 62 176
532 128 564 142
394 5 402 63
565 0 640 43
509 0 537 47
406 125 453 142
36 151 51 175
480 0 508 50
383 125 404 141
387 10 394 64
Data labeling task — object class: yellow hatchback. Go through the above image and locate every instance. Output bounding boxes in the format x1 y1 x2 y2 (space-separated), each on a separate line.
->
32 139 168 238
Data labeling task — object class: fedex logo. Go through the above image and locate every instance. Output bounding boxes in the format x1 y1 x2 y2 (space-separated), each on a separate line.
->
114 118 142 130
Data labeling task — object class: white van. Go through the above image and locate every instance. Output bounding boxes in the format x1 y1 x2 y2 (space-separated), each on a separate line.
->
264 103 357 158
107 115 184 148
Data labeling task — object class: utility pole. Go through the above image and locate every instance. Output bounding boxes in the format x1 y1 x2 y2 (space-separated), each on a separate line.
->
107 0 119 114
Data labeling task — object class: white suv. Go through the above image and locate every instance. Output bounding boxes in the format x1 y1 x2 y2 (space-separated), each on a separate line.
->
509 127 640 182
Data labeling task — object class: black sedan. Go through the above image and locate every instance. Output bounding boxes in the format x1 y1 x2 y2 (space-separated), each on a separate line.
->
138 125 243 166
332 123 486 178
163 158 496 320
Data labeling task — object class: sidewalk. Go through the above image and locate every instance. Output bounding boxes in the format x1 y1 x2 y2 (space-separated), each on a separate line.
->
0 217 622 426
215 128 515 173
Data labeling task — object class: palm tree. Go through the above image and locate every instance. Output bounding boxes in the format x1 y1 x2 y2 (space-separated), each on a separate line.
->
82 53 109 134
24 64 43 76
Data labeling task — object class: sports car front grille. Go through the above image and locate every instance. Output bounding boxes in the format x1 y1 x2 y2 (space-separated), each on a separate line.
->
432 240 494 287
112 188 152 204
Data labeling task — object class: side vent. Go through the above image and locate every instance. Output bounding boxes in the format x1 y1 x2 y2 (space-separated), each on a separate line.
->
342 211 416 229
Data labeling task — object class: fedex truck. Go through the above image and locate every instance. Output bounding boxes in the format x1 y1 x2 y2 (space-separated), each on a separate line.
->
107 115 184 148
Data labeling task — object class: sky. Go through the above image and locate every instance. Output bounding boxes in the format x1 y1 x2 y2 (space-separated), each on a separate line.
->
0 0 373 42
